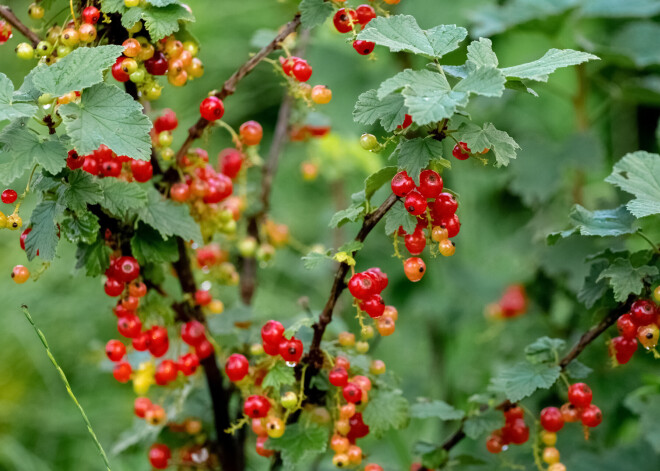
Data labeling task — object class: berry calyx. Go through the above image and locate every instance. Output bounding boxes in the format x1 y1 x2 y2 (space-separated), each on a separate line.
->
200 96 225 121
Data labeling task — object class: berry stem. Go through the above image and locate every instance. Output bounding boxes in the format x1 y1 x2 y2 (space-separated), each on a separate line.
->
0 5 40 47
20 305 112 471
637 230 660 255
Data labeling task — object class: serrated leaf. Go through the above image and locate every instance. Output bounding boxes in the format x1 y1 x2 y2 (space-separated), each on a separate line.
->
0 73 37 122
393 137 445 183
467 38 498 68
13 67 42 102
624 388 660 453
454 65 506 97
353 89 407 132
458 122 520 166
31 46 124 96
0 120 67 185
501 49 599 82
283 317 314 339
363 389 410 437
525 337 566 364
60 211 99 244
402 73 467 126
261 361 296 391
268 422 329 471
59 83 153 161
605 151 660 218
365 166 397 201
492 362 561 403
76 239 112 276
99 179 148 218
578 260 610 308
302 250 332 269
57 171 104 212
548 205 637 243
25 200 64 261
565 360 593 379
471 0 579 37
385 201 417 235
329 202 366 228
338 240 364 255
136 188 202 244
141 3 195 40
410 400 465 420
414 442 449 469
464 408 504 440
357 15 466 59
378 69 432 100
597 258 659 302
147 0 181 6
130 224 178 265
299 0 333 29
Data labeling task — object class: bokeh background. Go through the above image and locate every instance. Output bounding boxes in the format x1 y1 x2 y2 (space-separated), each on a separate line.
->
1 0 660 469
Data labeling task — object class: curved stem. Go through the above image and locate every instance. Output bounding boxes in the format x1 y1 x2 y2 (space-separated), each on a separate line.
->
0 5 40 47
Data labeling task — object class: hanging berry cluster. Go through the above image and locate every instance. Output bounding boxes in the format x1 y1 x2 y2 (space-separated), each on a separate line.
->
485 405 530 454
66 145 154 182
611 297 660 364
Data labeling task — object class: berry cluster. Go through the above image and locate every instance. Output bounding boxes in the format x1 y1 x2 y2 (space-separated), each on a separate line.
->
332 5 377 55
451 141 490 161
145 418 207 469
485 284 528 320
538 383 602 471
348 268 388 318
260 320 304 364
611 298 660 364
485 405 530 454
67 145 154 182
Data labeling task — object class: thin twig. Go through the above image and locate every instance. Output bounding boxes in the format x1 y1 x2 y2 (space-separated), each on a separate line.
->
0 5 40 47
20 305 112 471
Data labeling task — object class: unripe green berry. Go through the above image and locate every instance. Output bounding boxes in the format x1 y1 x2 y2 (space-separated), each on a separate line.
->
256 244 275 262
129 69 146 83
360 133 378 151
281 392 297 409
238 237 258 257
38 93 54 106
161 147 174 161
15 43 34 60
250 343 264 355
56 45 72 58
35 41 53 57
355 340 369 354
158 131 173 147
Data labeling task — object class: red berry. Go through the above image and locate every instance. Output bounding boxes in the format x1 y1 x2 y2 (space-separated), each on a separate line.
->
440 214 461 238
131 160 153 182
581 404 602 427
353 40 375 55
617 313 637 339
500 285 527 317
280 56 300 76
181 320 206 347
610 336 637 364
117 314 142 339
504 406 524 422
101 159 121 178
360 294 385 318
225 353 249 382
342 382 363 403
348 272 378 300
568 382 593 408
391 170 415 197
431 193 458 220
134 397 152 418
540 407 564 432
239 121 263 146
111 61 130 82
507 418 530 444
105 339 126 362
261 320 285 345
279 337 304 363
346 412 369 441
630 299 657 326
82 156 100 175
155 359 178 385
398 114 413 130
256 436 274 457
333 8 357 33
144 51 168 75
418 170 443 199
243 395 271 418
219 148 243 179
203 174 233 204
452 142 470 160
194 289 212 306
404 227 426 255
105 277 125 297
19 227 31 251
154 109 178 133
195 339 214 359
292 60 313 82
356 4 376 24
200 96 225 121
365 267 388 292
132 331 151 351
329 366 349 387
82 6 100 24
404 190 427 216
263 339 280 356
178 353 200 376
170 182 190 202
2 189 17 204
67 150 84 170
114 256 140 283
113 361 132 383
148 444 171 470
486 435 503 454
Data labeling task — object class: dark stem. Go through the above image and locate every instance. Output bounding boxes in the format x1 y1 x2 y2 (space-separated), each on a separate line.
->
0 5 40 47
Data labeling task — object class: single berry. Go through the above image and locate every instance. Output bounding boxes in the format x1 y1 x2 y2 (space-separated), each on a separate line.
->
195 339 214 359
432 192 458 219
342 382 363 404
580 404 602 427
637 324 659 349
630 299 657 326
134 397 152 418
181 320 206 347
261 320 285 346
239 121 263 146
404 190 427 216
452 142 470 160
438 239 456 257
440 213 461 238
540 407 564 432
329 367 349 387
148 444 171 470
243 395 271 418
356 4 377 24
105 339 126 362
568 383 593 408
292 60 313 82
333 8 357 33
311 85 332 104
348 272 378 300
486 435 503 454
194 289 212 306
11 265 30 284
154 109 178 133
178 352 200 376
353 40 375 55
391 170 415 197
154 359 178 385
365 267 388 292
82 6 100 24
114 256 140 283
113 361 132 383
219 148 243 179
404 227 426 255
403 257 426 282
117 314 142 338
225 353 249 381
104 277 125 297
418 169 443 199
610 335 637 365
200 96 225 121
279 337 304 363
1 189 17 204
617 313 637 339
131 160 153 182
360 294 385 318
145 51 168 75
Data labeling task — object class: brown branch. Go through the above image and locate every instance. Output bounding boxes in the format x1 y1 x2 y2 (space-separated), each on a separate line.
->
440 299 632 453
0 5 40 47
305 193 399 370
173 13 302 166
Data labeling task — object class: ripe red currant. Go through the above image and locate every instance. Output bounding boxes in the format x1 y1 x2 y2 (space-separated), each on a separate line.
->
194 289 212 306
114 256 140 283
540 407 564 432
568 383 593 408
1 189 17 204
82 6 100 24
353 40 375 55
348 272 378 300
432 192 458 220
440 213 461 238
200 96 225 121
279 337 304 363
630 299 657 326
365 267 388 292
610 335 637 364
580 404 602 427
418 169 443 199
243 395 271 418
292 59 313 82
170 182 190 202
195 339 214 359
452 142 470 160
154 109 178 133
333 8 357 33
148 444 171 470
225 353 249 382
181 320 206 347
178 352 200 376
262 320 285 347
360 294 385 318
404 190 427 216
105 339 126 362
219 148 243 179
67 150 84 170
134 397 152 418
155 359 179 385
391 170 415 197
117 313 142 338
132 331 151 351
346 412 369 441
342 382 363 404
404 227 426 255
617 313 637 339
105 277 125 297
131 159 153 182
113 361 132 383
145 51 168 75
356 4 376 24
329 366 349 387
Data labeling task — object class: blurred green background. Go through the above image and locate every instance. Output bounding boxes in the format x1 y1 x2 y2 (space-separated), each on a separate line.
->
1 0 660 469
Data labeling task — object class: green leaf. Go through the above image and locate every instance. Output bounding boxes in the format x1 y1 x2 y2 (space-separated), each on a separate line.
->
471 0 579 37
268 422 329 471
13 66 42 102
362 389 410 437
299 0 333 29
414 442 449 469
0 120 67 185
492 362 561 403
353 89 407 132
565 360 593 380
458 122 520 166
147 0 181 6
56 171 104 212
25 200 64 261
0 73 37 122
140 3 195 40
525 337 566 364
401 73 467 126
578 260 610 308
548 205 637 243
99 179 149 218
582 0 660 17
610 21 660 67
302 250 332 269
60 211 100 244
597 258 659 302
624 387 660 453
410 400 465 420
283 317 315 339
385 200 417 235
605 151 660 218
337 241 364 255
500 49 599 82
467 38 499 68
365 166 397 201
261 361 296 391
31 46 124 96
454 64 506 97
59 83 153 161
75 239 112 277
357 15 466 58
393 137 445 183
130 224 179 265
328 204 366 228
464 408 504 440
377 69 434 99
136 188 202 244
